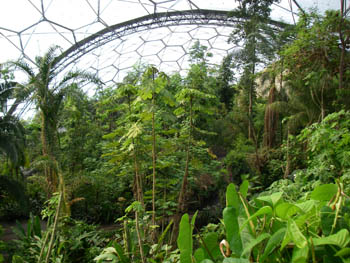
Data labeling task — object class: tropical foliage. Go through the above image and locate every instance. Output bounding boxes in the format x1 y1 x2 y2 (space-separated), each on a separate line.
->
1 3 350 263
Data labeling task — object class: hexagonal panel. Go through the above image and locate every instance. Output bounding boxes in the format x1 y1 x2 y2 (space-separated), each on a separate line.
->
136 40 165 57
0 0 310 88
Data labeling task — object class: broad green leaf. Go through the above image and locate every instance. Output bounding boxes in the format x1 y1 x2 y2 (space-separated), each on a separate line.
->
335 247 350 257
191 211 198 228
140 89 152 100
174 107 185 116
320 206 335 236
312 229 350 248
275 203 301 220
239 180 249 198
201 232 220 259
223 206 242 256
295 200 316 213
226 183 240 209
256 192 283 207
223 258 249 263
94 247 119 262
310 184 338 201
113 243 129 263
241 233 270 258
140 111 152 121
260 228 286 262
194 248 205 263
200 260 214 263
292 246 309 263
281 228 291 251
177 214 192 263
288 219 307 248
240 206 272 232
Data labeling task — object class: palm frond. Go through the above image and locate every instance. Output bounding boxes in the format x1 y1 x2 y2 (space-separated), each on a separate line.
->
5 60 35 78
0 115 26 164
57 70 102 91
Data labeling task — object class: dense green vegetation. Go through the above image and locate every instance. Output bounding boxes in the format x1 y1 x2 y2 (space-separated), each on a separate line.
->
0 2 350 262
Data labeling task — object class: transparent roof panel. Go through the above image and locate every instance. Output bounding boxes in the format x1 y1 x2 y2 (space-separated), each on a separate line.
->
0 0 341 84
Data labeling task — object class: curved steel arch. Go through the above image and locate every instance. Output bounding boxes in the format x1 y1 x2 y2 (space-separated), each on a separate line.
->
53 9 290 71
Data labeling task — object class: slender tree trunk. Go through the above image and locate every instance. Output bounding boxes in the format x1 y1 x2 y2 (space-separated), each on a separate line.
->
248 42 256 141
248 84 254 140
284 125 291 179
172 95 193 243
127 94 144 207
133 139 144 207
151 82 157 241
338 0 349 90
126 92 145 262
321 83 325 121
41 113 58 195
135 210 146 263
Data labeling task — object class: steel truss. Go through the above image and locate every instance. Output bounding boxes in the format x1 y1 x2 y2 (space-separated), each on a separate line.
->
53 9 288 72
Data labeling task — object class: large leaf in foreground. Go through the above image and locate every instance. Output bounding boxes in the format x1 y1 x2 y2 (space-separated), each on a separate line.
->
312 229 350 248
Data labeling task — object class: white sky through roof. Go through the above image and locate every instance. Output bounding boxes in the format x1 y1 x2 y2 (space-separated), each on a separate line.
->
0 0 341 85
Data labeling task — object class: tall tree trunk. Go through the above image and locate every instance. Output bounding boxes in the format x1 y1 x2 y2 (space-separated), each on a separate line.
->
135 210 146 263
41 112 58 195
338 0 349 90
284 125 291 179
172 95 193 243
264 86 279 148
248 84 254 140
127 94 144 207
151 82 157 242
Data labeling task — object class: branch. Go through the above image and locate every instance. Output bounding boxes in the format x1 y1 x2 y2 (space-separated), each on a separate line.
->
292 0 306 16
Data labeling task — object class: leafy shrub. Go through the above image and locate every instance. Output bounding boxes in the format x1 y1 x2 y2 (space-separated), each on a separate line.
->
176 180 350 263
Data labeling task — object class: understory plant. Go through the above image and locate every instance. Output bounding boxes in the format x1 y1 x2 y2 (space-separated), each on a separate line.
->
177 180 350 263
10 194 108 263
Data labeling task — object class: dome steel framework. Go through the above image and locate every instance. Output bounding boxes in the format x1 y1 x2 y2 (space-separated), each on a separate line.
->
0 0 293 84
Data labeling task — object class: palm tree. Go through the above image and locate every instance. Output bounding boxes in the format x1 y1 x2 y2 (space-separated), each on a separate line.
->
8 45 101 195
0 69 28 212
0 70 26 166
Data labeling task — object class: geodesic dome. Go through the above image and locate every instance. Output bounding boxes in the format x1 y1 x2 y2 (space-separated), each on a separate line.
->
0 0 340 86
